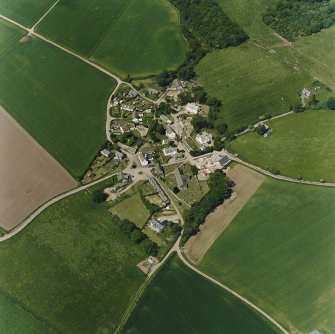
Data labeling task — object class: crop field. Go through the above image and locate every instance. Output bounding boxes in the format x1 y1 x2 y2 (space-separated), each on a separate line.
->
110 192 151 228
0 188 146 333
37 0 187 77
228 110 335 181
0 21 117 178
0 19 25 54
196 43 310 130
0 107 76 230
0 0 54 28
199 179 335 333
0 293 55 334
123 255 279 334
293 25 335 90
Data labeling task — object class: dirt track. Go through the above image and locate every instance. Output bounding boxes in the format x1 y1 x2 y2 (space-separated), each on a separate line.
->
0 107 77 230
184 164 265 263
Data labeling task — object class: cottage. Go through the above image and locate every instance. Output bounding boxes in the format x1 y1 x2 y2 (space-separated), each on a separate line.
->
149 218 165 234
196 132 213 146
174 168 186 190
138 152 148 166
100 149 111 158
163 147 178 156
160 114 172 124
185 102 201 114
166 127 176 140
120 104 136 112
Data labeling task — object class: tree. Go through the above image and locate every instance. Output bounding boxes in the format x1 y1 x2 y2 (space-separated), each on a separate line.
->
170 223 182 236
156 70 176 87
130 229 145 244
192 86 207 103
256 124 268 135
141 239 159 256
213 136 224 151
178 91 194 105
91 190 108 203
308 94 318 106
293 103 305 113
173 186 180 194
327 97 335 110
213 118 228 134
191 115 208 132
120 219 136 236
190 164 198 176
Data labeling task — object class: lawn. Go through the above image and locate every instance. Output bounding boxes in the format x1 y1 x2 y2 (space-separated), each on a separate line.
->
0 21 117 178
123 254 280 334
0 187 146 334
110 192 151 228
293 25 335 90
36 0 187 77
0 0 54 27
228 110 335 181
196 43 310 130
199 178 335 334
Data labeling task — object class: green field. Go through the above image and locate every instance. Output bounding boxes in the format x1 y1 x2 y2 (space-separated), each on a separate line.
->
0 185 146 333
123 254 279 334
196 43 310 129
0 19 25 54
0 0 54 27
199 178 335 333
110 192 151 228
228 110 335 181
37 0 187 77
0 293 56 334
0 21 117 178
293 25 335 90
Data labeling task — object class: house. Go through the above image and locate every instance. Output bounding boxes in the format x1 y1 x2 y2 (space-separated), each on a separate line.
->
120 104 136 112
142 147 155 161
115 151 125 160
110 172 132 192
117 142 138 154
185 102 201 114
264 129 273 138
160 114 172 124
100 149 111 158
196 132 213 146
138 152 148 166
309 331 323 334
132 117 140 124
149 177 170 205
120 125 130 133
147 88 160 95
218 155 231 167
127 89 138 98
163 147 178 156
174 168 186 190
149 218 165 234
166 127 176 140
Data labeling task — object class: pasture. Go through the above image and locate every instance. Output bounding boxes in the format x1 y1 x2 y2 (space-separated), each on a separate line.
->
0 22 117 178
123 254 279 334
0 187 146 333
0 107 76 230
228 110 335 181
196 43 309 130
37 0 187 77
200 179 335 333
110 192 151 228
0 0 54 27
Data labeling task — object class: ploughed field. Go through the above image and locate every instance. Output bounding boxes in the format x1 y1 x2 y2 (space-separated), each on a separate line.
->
36 0 187 77
0 19 117 179
199 178 335 334
0 183 146 333
228 110 335 182
123 254 280 334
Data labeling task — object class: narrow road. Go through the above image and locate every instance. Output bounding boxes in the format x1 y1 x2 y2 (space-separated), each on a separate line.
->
176 248 290 334
30 0 60 32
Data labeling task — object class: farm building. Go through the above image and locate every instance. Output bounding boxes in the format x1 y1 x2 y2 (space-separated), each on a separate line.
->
218 155 231 167
185 102 201 114
149 218 165 234
160 114 172 124
100 149 111 158
163 147 178 156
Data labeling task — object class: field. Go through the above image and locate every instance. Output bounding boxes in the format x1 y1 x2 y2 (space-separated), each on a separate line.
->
196 43 310 129
0 293 55 334
0 0 54 27
0 107 76 230
110 192 151 228
0 186 146 333
185 164 265 263
0 19 25 54
293 25 335 90
228 110 335 181
37 0 187 77
123 254 279 334
0 20 117 178
199 179 335 333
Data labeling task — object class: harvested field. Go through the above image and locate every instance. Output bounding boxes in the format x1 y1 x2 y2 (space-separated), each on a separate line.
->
185 164 264 263
0 107 77 230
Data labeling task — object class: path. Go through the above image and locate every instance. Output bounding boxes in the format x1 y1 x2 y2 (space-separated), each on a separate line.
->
176 247 290 334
